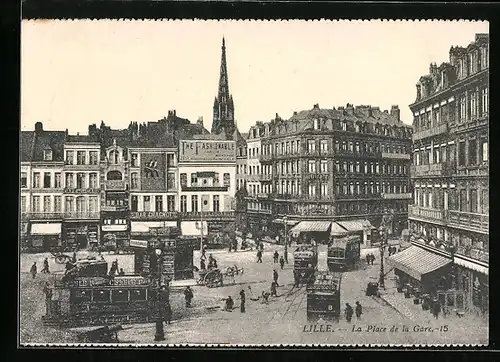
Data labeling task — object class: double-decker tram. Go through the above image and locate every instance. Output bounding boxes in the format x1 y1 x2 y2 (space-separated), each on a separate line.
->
42 259 161 327
306 272 342 322
327 235 361 271
293 244 318 283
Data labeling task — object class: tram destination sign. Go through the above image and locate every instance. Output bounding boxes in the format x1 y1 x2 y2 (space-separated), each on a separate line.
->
69 277 150 287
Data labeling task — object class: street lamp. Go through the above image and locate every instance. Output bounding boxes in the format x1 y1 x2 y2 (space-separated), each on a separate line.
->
154 245 165 342
378 209 393 290
283 216 288 246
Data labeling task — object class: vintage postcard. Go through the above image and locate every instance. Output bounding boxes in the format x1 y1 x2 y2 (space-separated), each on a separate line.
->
19 20 489 347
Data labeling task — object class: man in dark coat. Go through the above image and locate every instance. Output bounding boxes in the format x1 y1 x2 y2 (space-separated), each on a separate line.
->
279 256 285 270
225 296 234 311
293 270 300 288
273 269 279 287
184 286 194 308
432 300 441 319
273 251 279 263
344 303 354 322
256 250 263 263
270 281 278 297
239 289 246 313
41 257 50 273
160 285 172 324
30 262 37 279
355 301 363 320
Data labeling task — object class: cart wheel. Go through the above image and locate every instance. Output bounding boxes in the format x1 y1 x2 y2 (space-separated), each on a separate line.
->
55 255 67 264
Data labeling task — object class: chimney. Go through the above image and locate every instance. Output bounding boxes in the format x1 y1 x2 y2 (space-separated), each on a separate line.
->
293 111 298 116
345 103 354 115
197 116 204 128
34 122 43 134
313 104 319 109
390 105 400 121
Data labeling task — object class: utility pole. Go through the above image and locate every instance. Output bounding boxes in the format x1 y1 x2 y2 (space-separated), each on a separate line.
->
379 208 393 289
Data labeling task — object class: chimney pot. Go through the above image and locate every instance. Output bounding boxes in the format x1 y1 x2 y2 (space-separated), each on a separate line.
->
293 111 297 116
34 122 43 133
313 104 319 109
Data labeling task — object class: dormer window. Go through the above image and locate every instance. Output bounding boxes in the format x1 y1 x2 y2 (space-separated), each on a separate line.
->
43 149 53 161
341 121 347 132
313 119 319 130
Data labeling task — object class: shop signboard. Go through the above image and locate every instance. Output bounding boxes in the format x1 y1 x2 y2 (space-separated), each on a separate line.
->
140 153 166 191
179 140 236 162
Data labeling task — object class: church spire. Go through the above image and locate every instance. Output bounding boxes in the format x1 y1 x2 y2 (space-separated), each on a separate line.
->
212 37 235 138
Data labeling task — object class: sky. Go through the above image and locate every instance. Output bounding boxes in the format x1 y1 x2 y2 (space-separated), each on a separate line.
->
21 20 489 134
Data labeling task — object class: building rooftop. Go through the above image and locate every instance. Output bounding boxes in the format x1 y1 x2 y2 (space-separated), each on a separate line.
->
21 122 66 162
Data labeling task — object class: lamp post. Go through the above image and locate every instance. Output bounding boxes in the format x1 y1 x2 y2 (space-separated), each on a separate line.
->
379 209 393 290
284 216 288 246
154 242 165 342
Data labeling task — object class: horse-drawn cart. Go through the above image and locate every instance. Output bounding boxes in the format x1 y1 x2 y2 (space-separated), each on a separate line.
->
196 265 244 288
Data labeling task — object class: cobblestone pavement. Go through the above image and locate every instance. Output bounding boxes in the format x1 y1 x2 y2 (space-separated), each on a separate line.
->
19 245 488 345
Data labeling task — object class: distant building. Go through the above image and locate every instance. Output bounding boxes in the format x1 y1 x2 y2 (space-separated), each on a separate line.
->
408 33 489 316
177 136 237 243
252 103 413 242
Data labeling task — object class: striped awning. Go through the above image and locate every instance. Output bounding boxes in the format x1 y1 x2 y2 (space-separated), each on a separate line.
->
338 219 374 232
386 245 452 281
453 256 488 276
330 222 349 235
290 221 332 234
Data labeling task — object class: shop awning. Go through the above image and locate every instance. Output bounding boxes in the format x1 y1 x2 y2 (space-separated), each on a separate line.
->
386 245 452 281
131 221 177 233
30 223 61 236
338 219 373 232
181 221 208 236
330 222 349 235
272 218 299 226
290 221 331 234
453 256 488 276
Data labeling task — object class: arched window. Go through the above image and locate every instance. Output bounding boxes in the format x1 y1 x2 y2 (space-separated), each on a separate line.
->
107 170 123 181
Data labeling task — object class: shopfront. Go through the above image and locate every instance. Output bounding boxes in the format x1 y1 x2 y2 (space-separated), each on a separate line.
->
63 222 99 250
29 222 62 251
454 255 489 316
101 224 129 248
386 245 453 296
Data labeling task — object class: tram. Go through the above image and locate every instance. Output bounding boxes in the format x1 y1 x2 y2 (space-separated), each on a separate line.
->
42 259 161 327
327 235 361 271
293 244 318 283
306 272 342 322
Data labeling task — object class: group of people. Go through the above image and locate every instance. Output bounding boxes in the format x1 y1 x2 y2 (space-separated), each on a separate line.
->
365 253 376 265
387 245 402 256
223 288 246 313
199 245 218 271
273 249 288 270
108 259 125 276
344 301 363 322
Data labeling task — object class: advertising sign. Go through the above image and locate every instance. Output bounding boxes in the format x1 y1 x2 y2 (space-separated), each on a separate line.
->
140 153 166 191
179 140 236 162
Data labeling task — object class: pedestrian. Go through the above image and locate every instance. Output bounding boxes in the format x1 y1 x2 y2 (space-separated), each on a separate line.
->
201 244 207 259
225 296 234 311
355 301 363 320
432 300 441 319
370 253 376 265
228 240 233 252
270 281 278 297
72 252 77 264
279 256 285 270
233 239 238 252
365 254 370 266
200 258 206 270
30 262 37 279
160 285 171 324
239 289 246 313
293 270 300 288
256 250 263 263
442 304 449 319
42 257 50 274
184 286 194 308
284 245 288 264
118 268 125 276
273 251 279 263
398 246 402 253
261 291 270 304
344 303 354 323
273 269 279 287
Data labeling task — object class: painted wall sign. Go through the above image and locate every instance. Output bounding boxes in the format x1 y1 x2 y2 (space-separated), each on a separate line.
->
179 140 236 162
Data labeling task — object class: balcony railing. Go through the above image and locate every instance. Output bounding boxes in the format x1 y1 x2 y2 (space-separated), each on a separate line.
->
23 212 64 220
447 210 489 232
336 193 381 200
455 245 489 264
181 184 229 192
104 180 127 191
259 154 273 162
381 152 411 160
408 205 445 221
381 193 412 200
64 188 101 194
411 163 455 177
455 165 489 177
101 205 128 212
64 211 100 220
412 123 449 141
